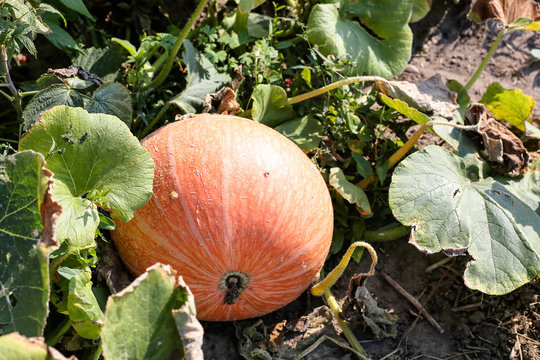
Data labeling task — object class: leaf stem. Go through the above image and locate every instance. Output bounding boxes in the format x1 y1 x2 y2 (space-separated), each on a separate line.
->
1 45 22 118
287 76 388 105
324 290 370 360
311 242 377 360
0 88 13 101
363 224 410 242
464 28 506 91
46 317 72 346
145 0 209 90
139 101 172 138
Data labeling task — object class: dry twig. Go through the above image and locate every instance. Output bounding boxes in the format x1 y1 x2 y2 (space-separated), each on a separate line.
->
380 272 445 334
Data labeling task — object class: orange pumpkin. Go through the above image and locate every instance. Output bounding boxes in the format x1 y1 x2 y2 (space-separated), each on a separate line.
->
111 114 333 321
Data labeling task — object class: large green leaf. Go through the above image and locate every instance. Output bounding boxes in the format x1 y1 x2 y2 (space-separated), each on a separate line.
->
170 41 231 114
306 0 413 78
19 106 154 248
479 82 535 131
102 264 202 360
22 84 83 131
251 84 296 127
0 151 61 337
85 82 133 126
274 116 324 152
389 145 540 295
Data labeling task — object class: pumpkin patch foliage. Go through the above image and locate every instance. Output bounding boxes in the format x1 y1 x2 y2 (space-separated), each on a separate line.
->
0 0 538 358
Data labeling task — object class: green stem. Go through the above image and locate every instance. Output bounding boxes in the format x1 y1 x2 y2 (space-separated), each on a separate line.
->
363 225 410 242
0 137 18 144
46 317 72 346
464 28 506 91
324 290 370 360
0 88 13 101
20 90 39 98
139 101 172 138
1 45 22 118
288 76 387 105
145 0 209 90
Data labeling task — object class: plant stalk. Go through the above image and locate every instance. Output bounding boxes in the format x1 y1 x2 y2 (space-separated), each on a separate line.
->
363 224 410 242
324 289 370 360
1 45 22 118
464 28 506 91
140 101 172 138
288 76 388 105
46 317 72 346
145 0 209 90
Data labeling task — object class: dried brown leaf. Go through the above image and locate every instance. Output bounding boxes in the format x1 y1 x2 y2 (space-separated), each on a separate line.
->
39 169 62 249
465 103 530 176
469 0 540 26
377 74 458 119
204 87 241 115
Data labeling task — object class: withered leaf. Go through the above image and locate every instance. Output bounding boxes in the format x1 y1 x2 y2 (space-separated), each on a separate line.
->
468 0 540 27
44 66 103 86
465 103 530 176
352 287 398 339
204 87 241 115
377 74 458 119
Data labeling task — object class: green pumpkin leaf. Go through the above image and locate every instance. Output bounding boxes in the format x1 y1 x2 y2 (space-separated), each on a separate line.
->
274 116 323 151
42 18 83 54
480 82 535 131
0 151 61 337
238 0 266 13
329 167 371 216
411 0 432 22
62 267 104 339
85 82 133 126
22 84 84 131
389 145 540 295
306 0 413 78
251 84 296 127
0 333 71 360
496 158 540 215
102 264 200 360
56 0 95 20
170 41 231 114
72 45 126 83
19 106 154 249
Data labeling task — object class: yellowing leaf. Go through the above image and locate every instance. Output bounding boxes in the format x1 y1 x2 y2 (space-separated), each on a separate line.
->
479 82 535 131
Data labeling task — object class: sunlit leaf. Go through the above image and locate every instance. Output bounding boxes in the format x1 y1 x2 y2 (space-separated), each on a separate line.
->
306 0 413 78
19 106 154 248
329 167 371 215
389 145 540 295
251 84 296 127
274 116 323 152
480 82 535 131
102 264 203 360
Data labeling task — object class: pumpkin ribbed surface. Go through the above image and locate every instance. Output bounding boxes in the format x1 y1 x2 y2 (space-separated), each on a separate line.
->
111 114 333 321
